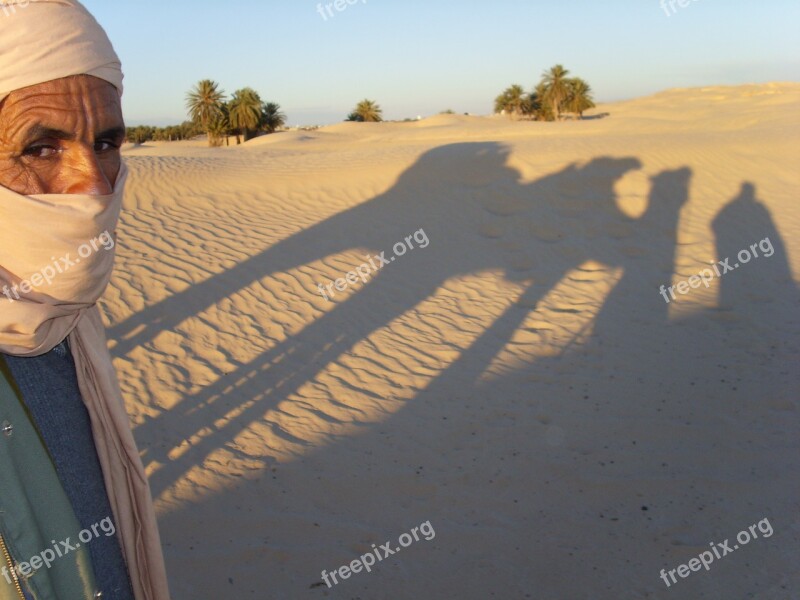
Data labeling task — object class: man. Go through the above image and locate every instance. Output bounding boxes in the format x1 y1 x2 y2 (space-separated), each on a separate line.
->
0 1 170 599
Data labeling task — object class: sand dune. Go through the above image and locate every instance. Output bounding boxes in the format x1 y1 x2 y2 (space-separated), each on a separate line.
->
104 84 799 599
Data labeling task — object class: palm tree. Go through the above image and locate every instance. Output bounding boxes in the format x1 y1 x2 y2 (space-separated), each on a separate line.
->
260 102 286 133
346 99 383 122
565 78 596 119
186 79 226 146
494 84 527 118
207 106 230 147
229 88 263 143
541 64 570 121
532 82 554 121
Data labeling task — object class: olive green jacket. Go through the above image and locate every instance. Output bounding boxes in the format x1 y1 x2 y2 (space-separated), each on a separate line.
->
0 359 98 600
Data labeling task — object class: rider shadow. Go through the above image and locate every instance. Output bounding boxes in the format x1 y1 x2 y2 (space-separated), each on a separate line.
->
128 144 645 498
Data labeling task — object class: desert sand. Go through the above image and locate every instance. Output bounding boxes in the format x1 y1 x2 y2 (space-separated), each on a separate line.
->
105 83 799 599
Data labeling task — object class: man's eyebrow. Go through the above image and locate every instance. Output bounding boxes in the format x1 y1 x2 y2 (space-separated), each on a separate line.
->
22 124 75 142
21 124 126 143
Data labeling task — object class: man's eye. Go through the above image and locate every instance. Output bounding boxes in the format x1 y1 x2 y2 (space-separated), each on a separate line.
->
22 144 59 158
95 140 120 153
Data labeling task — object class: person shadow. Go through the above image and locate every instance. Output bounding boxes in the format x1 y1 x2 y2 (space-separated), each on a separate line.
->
124 144 646 498
712 182 798 322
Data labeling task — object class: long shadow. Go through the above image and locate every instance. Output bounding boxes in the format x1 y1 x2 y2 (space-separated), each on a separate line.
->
149 148 797 597
712 182 798 319
131 145 644 497
462 175 799 598
109 144 513 355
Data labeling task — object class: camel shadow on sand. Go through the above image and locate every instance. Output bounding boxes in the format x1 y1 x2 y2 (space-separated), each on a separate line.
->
109 144 798 597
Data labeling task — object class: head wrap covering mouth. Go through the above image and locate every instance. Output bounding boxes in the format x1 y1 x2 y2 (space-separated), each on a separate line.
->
0 4 172 599
0 161 171 600
0 0 124 105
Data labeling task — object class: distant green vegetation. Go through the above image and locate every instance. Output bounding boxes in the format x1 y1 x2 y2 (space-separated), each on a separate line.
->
346 99 383 122
495 65 595 121
185 79 287 146
129 67 593 145
125 121 204 145
126 81 287 146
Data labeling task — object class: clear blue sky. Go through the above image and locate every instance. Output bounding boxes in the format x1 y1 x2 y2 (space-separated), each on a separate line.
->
81 0 800 126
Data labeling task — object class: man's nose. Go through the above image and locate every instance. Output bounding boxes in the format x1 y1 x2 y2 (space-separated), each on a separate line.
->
60 146 113 195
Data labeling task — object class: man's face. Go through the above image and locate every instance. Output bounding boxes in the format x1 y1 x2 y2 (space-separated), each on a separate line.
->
0 75 125 195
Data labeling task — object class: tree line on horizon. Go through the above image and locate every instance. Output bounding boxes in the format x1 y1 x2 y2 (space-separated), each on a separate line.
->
126 121 204 145
126 81 287 146
495 65 595 121
184 80 287 147
340 65 595 124
128 66 594 143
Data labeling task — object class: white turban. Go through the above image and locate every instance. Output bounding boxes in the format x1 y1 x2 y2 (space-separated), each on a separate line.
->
0 0 123 104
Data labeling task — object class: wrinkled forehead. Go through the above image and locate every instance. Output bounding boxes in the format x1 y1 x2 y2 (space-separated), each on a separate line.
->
0 76 123 137
4 75 120 107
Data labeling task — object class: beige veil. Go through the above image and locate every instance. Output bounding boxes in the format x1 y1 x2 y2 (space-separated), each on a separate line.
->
0 2 170 598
